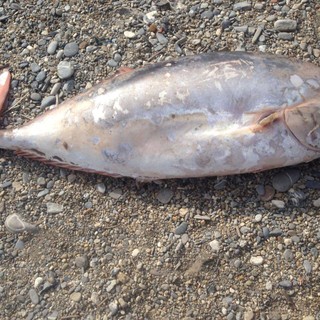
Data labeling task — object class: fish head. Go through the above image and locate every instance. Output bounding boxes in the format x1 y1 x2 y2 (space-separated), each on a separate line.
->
284 95 320 151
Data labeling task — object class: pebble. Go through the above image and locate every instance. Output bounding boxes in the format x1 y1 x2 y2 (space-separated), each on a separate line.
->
303 317 315 320
254 214 262 222
312 198 320 207
30 92 41 101
279 280 292 289
303 260 312 274
175 222 188 235
75 256 89 270
156 32 168 45
96 183 106 194
244 310 254 320
252 26 263 43
29 288 39 304
70 292 81 302
30 62 41 73
209 240 220 252
57 61 75 79
278 32 294 41
36 71 46 82
283 249 293 261
250 256 263 265
64 42 79 57
47 311 59 320
34 277 44 289
271 200 285 209
233 1 252 11
107 59 118 67
274 19 297 32
107 280 117 292
15 239 25 250
156 188 173 204
114 53 122 62
132 248 140 257
46 202 64 214
50 83 61 95
272 169 300 192
41 96 56 108
124 31 136 39
109 301 118 316
5 213 38 234
47 40 58 54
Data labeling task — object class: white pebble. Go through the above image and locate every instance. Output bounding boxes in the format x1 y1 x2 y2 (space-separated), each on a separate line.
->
132 248 140 257
250 256 264 265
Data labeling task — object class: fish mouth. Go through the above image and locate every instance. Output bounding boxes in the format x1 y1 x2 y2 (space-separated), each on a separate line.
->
284 96 320 152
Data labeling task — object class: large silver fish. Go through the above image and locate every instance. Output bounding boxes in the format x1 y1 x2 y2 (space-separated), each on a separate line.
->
0 52 320 180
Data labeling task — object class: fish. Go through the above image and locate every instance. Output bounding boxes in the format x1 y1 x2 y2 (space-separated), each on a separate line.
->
0 52 320 180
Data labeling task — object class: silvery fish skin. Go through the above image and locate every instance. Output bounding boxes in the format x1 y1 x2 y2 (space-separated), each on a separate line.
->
1 52 320 180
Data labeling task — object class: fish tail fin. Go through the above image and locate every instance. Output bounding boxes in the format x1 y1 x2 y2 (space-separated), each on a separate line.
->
0 69 11 115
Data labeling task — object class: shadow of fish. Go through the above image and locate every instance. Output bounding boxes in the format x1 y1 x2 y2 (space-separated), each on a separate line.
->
0 52 319 180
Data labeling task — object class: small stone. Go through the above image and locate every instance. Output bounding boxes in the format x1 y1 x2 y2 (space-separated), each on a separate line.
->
272 169 300 192
209 240 220 252
156 32 168 45
132 248 140 257
41 96 56 108
303 316 315 320
114 53 122 62
283 249 293 261
64 42 79 57
201 10 214 19
15 239 25 250
269 228 283 237
30 62 41 73
5 213 38 234
57 61 74 80
250 256 263 265
109 301 118 316
70 292 81 302
252 26 263 44
109 188 122 199
50 83 61 95
46 202 63 214
272 200 285 209
279 280 292 289
47 311 59 320
30 92 41 101
37 177 46 186
34 277 44 289
124 31 136 39
107 59 118 67
118 297 128 308
107 280 117 292
156 188 173 204
47 40 58 54
312 198 320 207
233 1 252 11
175 222 188 235
36 71 46 82
278 32 294 41
29 288 39 304
96 183 106 194
303 260 312 274
274 19 297 32
75 256 89 270
254 214 262 222
244 310 254 320
265 281 272 290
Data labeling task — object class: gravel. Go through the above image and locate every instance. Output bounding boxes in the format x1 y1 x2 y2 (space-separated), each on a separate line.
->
1 1 320 319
